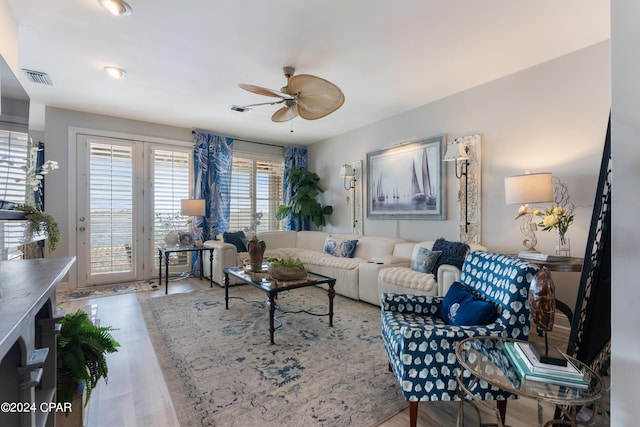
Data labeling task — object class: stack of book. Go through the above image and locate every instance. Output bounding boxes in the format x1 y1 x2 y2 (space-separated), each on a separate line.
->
517 251 569 262
504 341 589 389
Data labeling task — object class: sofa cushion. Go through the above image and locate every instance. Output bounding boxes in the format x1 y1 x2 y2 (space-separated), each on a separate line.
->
432 238 470 275
439 282 498 326
223 231 247 252
323 236 359 258
411 247 441 273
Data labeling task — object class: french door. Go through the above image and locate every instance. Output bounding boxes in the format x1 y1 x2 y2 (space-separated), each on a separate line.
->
76 134 192 286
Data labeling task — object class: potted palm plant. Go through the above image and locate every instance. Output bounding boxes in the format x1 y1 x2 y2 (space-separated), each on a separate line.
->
56 309 120 424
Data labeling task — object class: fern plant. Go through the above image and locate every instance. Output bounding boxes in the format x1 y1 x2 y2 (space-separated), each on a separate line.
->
57 310 120 406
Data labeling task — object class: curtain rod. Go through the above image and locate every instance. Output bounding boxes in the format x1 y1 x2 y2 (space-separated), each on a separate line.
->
191 129 288 149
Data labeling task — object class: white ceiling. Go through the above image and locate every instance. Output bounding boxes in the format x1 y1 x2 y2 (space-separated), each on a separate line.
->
7 0 610 145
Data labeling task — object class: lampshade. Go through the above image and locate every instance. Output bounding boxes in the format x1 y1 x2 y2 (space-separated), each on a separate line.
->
339 164 354 178
181 199 205 216
443 141 469 162
504 173 554 205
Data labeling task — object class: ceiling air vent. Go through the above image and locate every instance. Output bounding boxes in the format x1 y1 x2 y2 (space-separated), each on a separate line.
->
21 69 53 86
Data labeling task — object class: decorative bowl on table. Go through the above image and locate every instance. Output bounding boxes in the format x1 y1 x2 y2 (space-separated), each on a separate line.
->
267 258 307 281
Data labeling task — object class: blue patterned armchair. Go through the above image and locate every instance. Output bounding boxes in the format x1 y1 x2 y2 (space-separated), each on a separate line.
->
380 251 539 427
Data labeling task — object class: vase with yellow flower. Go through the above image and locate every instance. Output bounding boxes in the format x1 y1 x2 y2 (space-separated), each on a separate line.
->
534 205 575 256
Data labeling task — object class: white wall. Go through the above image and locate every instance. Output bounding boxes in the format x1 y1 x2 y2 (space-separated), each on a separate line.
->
43 107 192 285
309 41 610 317
0 0 18 73
611 0 640 424
310 41 610 254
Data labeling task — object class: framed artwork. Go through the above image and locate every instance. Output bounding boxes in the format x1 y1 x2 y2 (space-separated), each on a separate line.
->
366 135 446 220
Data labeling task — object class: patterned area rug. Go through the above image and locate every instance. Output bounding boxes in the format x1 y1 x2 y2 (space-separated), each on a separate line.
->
57 280 159 303
140 285 406 426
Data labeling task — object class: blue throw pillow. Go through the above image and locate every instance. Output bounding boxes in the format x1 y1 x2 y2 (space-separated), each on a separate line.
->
323 236 358 258
223 231 247 252
439 282 498 326
411 247 442 274
432 238 470 275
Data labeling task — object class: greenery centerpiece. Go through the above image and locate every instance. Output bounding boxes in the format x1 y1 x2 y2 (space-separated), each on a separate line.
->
17 204 60 252
267 257 307 280
275 167 333 228
57 310 120 407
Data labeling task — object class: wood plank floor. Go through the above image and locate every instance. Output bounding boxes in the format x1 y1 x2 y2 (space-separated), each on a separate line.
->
58 278 609 427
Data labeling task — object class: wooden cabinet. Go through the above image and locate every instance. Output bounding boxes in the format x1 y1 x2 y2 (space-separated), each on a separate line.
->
0 257 76 427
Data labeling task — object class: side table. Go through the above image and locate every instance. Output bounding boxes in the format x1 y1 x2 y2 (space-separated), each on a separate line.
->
455 336 604 427
158 246 214 294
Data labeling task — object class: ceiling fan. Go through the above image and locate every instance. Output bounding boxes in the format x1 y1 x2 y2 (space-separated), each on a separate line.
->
236 66 345 122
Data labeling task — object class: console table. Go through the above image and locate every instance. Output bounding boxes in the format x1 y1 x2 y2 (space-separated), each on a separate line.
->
0 257 76 427
158 246 213 294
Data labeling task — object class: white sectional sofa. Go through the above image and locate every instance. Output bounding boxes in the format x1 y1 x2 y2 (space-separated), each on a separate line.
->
377 240 486 298
204 230 406 301
203 230 485 306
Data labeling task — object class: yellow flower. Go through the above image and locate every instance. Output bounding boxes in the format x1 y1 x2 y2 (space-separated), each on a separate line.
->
533 209 542 216
543 215 559 227
555 206 565 215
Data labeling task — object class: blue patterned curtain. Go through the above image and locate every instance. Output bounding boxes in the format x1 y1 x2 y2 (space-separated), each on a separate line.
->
283 146 308 231
193 131 233 241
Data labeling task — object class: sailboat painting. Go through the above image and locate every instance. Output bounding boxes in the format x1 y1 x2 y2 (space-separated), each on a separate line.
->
366 135 445 219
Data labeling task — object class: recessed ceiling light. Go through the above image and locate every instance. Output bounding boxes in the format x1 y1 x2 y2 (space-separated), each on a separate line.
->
104 66 127 79
98 0 132 16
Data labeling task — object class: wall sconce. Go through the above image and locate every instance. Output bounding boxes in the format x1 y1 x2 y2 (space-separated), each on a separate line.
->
504 172 554 252
339 164 356 190
443 139 470 232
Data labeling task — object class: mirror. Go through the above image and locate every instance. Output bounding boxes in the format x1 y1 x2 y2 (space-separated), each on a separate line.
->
0 55 29 132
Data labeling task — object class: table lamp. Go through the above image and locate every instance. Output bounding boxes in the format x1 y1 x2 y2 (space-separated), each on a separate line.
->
181 199 205 244
504 172 553 252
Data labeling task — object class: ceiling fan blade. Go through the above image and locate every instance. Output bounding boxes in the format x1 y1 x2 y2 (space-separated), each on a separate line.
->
239 83 294 99
297 104 338 120
271 104 299 122
288 74 345 114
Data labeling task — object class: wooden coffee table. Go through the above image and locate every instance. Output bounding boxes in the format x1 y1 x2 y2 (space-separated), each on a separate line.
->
223 266 336 344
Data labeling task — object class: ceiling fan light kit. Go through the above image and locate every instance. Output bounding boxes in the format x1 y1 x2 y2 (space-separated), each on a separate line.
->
238 66 344 123
98 0 133 16
104 66 127 79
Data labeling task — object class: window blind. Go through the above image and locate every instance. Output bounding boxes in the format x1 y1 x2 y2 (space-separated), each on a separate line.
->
230 153 284 233
89 142 134 274
152 148 191 251
0 130 28 203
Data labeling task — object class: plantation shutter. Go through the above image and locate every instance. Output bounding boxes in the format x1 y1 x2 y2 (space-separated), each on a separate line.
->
89 142 134 273
229 156 253 232
152 148 191 249
229 152 284 233
0 130 28 203
255 158 284 232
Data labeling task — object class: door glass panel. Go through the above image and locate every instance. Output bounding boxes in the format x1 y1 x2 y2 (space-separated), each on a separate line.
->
152 148 191 271
89 142 133 275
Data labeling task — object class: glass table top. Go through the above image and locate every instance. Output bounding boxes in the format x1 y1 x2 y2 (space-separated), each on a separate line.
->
455 336 604 406
224 265 335 292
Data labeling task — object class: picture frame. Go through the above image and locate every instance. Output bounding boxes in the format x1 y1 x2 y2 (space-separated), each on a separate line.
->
366 134 446 220
179 231 194 246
